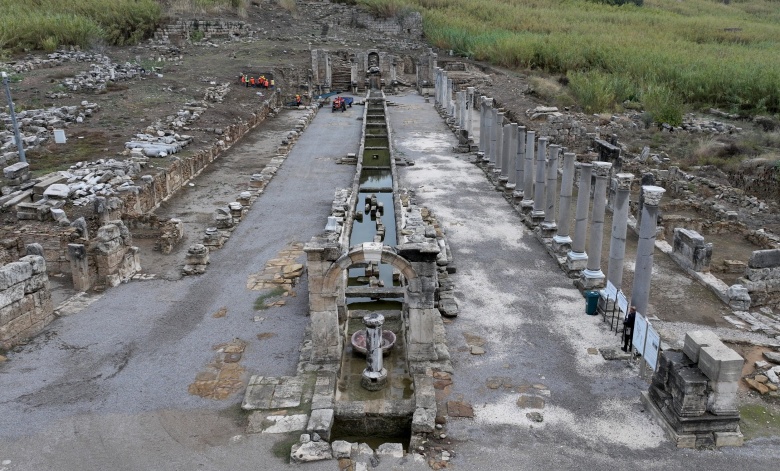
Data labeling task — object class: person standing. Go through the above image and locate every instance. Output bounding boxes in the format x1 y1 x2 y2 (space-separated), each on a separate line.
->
622 306 636 352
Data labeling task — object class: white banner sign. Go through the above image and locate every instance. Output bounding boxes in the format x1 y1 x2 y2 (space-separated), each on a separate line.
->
632 313 648 356
603 280 618 300
644 324 661 371
617 291 628 315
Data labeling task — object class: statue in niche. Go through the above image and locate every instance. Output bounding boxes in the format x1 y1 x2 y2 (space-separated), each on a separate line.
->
367 52 380 75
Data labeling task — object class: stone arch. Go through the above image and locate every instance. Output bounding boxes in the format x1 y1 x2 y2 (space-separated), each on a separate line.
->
322 243 418 295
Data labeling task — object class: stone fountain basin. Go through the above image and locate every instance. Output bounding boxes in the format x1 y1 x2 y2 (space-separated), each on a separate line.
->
351 329 396 356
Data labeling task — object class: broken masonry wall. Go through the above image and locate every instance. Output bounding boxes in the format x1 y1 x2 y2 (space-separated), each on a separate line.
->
3 223 83 275
123 214 183 255
0 255 54 350
123 93 281 216
738 249 780 308
68 220 140 292
0 237 26 266
350 11 423 39
154 19 254 42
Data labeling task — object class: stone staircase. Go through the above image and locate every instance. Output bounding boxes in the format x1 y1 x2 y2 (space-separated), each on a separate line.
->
331 57 352 91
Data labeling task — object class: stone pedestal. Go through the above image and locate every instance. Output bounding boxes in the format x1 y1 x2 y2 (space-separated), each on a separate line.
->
643 331 744 448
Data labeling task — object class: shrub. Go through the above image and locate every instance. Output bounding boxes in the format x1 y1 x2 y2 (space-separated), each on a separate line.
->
641 84 684 127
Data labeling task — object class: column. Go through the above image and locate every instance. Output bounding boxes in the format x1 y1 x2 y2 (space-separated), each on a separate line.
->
506 123 518 191
513 126 526 200
521 131 536 212
567 162 593 272
447 78 454 118
540 144 560 237
606 173 634 291
483 101 493 163
434 68 441 106
478 97 488 157
458 91 466 130
488 108 498 168
552 152 576 255
466 87 475 137
531 137 548 224
361 313 388 391
580 161 612 289
499 123 511 185
630 186 666 317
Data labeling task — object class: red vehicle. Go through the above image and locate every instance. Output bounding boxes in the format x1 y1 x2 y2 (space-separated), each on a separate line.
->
331 96 353 112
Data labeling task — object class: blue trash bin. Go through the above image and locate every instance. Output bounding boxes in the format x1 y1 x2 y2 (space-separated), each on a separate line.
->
585 291 600 315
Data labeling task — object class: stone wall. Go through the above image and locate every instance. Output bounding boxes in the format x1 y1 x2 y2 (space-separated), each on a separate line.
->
68 220 140 291
154 19 253 42
0 255 54 350
351 11 423 39
123 215 183 254
738 249 780 308
5 222 82 275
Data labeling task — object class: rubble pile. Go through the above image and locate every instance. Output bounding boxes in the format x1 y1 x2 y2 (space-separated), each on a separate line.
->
61 57 147 92
124 102 206 157
1 101 100 164
2 50 114 73
204 83 231 103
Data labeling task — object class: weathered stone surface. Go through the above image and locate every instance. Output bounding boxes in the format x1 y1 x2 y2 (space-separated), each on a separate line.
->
682 330 722 363
331 440 352 459
43 183 71 199
376 443 404 458
412 407 435 433
290 439 332 463
306 409 334 441
744 378 769 395
748 249 780 269
763 351 780 363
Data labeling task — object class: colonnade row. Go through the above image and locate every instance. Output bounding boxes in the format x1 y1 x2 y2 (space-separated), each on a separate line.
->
432 68 664 317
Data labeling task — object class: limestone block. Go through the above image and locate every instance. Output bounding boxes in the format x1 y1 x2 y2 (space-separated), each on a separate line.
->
708 380 739 415
43 183 71 199
748 249 780 269
412 407 435 433
669 366 709 417
682 330 722 363
306 409 334 441
290 440 332 463
331 440 352 459
96 224 122 242
714 431 743 447
3 161 29 179
19 254 46 275
23 273 48 294
727 284 751 311
0 261 34 290
0 283 25 310
414 374 436 410
699 344 744 383
376 443 404 458
0 302 22 326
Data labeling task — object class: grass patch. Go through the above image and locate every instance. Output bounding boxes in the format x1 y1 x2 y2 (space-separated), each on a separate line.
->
387 0 780 114
26 131 110 177
739 403 780 441
253 286 287 310
0 0 162 52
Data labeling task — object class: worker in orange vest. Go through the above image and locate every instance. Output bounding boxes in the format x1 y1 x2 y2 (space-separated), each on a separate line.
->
250 77 256 87
295 94 302 106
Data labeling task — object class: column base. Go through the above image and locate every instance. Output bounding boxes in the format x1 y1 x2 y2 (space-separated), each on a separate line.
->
512 190 524 203
504 183 516 195
566 251 588 275
578 269 606 290
552 235 572 256
539 222 557 238
529 210 545 227
361 368 388 391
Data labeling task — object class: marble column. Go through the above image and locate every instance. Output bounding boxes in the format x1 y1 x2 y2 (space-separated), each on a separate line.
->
521 130 536 212
567 162 593 272
488 108 498 168
630 185 666 317
552 152 576 255
494 112 505 174
447 78 455 118
531 137 548 225
467 87 475 137
513 126 526 201
435 68 442 107
506 123 519 191
580 161 612 289
540 144 560 237
606 173 634 291
499 123 511 185
361 313 388 391
478 96 487 156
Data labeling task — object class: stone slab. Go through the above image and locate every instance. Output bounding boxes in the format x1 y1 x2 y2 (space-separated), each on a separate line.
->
262 414 309 434
306 408 334 441
682 330 722 363
699 344 744 382
748 249 780 269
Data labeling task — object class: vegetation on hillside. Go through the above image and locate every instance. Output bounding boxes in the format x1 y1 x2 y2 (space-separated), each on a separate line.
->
0 0 163 52
353 0 780 122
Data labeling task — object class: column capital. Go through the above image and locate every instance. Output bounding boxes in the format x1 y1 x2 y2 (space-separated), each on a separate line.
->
642 185 666 205
615 172 634 190
592 161 612 177
576 161 593 170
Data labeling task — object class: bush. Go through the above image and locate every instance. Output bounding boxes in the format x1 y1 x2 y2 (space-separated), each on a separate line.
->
641 84 684 127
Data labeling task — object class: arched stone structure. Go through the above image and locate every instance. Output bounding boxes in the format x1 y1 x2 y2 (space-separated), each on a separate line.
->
305 241 439 364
